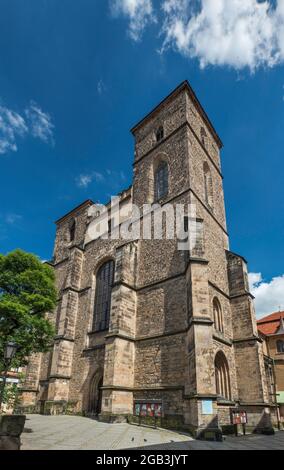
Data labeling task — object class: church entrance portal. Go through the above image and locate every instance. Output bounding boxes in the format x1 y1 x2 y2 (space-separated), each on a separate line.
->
89 375 103 415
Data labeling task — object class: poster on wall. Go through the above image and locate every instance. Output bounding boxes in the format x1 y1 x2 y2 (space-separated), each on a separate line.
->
154 404 162 417
147 404 154 417
201 400 213 415
134 401 163 418
135 403 141 417
231 410 248 425
141 404 147 417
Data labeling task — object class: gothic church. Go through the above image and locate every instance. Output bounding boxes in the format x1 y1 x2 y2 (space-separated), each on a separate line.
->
21 81 277 436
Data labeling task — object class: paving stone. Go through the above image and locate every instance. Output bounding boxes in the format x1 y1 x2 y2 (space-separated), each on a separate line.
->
21 415 284 451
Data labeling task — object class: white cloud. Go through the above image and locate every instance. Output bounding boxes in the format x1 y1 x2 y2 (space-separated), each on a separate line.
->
94 171 105 182
0 213 22 240
111 0 155 41
249 272 284 318
25 102 54 145
5 213 22 225
248 272 262 288
0 101 55 155
76 172 105 188
0 106 28 154
161 0 284 71
111 0 284 71
77 174 93 188
76 169 128 191
97 80 106 95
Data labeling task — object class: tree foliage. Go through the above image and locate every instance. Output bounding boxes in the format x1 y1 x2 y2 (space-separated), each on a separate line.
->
0 249 57 369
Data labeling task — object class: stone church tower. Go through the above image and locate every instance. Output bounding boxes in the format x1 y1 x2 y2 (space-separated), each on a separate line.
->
21 81 277 436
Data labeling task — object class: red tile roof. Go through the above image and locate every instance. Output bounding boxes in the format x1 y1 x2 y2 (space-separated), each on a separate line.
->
257 311 284 336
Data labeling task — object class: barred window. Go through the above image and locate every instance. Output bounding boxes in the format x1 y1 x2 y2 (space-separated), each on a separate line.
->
155 161 168 201
93 260 114 332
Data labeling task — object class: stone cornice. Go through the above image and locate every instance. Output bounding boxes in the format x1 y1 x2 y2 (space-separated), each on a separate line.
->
52 257 70 268
49 375 72 381
102 385 184 392
189 187 228 236
233 336 263 345
216 399 235 406
189 317 213 328
208 281 230 300
183 393 218 401
54 335 75 343
105 319 222 344
213 334 233 347
87 329 108 336
238 402 275 408
19 388 39 393
273 357 284 364
189 258 209 265
83 344 105 353
105 328 188 344
133 120 223 180
113 257 209 294
112 281 136 291
62 286 91 295
230 292 255 301
58 286 91 301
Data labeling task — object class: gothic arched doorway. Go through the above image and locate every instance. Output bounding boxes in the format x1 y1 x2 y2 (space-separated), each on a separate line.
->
89 374 103 415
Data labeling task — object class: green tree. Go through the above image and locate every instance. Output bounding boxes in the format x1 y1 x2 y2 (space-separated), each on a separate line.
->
0 249 57 370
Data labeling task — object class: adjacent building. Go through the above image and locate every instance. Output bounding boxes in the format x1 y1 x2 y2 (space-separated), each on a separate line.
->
258 311 284 425
20 81 277 436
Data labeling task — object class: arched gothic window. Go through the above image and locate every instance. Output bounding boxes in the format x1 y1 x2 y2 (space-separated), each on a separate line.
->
276 340 284 353
155 161 169 201
69 219 76 242
215 351 231 400
213 298 223 333
203 162 214 209
93 260 115 332
156 126 164 143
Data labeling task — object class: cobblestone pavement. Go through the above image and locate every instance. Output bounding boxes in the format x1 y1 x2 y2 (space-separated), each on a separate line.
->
21 415 284 450
21 415 192 451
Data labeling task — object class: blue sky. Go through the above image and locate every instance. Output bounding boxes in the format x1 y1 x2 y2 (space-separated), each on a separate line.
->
0 0 284 316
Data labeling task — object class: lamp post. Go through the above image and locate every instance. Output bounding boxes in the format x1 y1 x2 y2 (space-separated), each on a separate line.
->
0 342 18 410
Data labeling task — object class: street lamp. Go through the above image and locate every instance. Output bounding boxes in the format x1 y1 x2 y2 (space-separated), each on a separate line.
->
0 342 18 410
4 342 18 362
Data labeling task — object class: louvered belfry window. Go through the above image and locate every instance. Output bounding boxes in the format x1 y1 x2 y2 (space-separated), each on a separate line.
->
93 260 115 332
156 126 164 143
69 219 76 242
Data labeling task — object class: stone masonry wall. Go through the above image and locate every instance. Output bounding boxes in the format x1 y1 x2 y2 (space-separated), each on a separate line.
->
21 82 273 432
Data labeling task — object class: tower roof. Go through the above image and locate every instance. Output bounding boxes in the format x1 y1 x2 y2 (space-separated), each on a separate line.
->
131 80 223 149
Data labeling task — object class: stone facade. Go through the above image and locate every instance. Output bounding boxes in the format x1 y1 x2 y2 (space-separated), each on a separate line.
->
20 81 277 435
